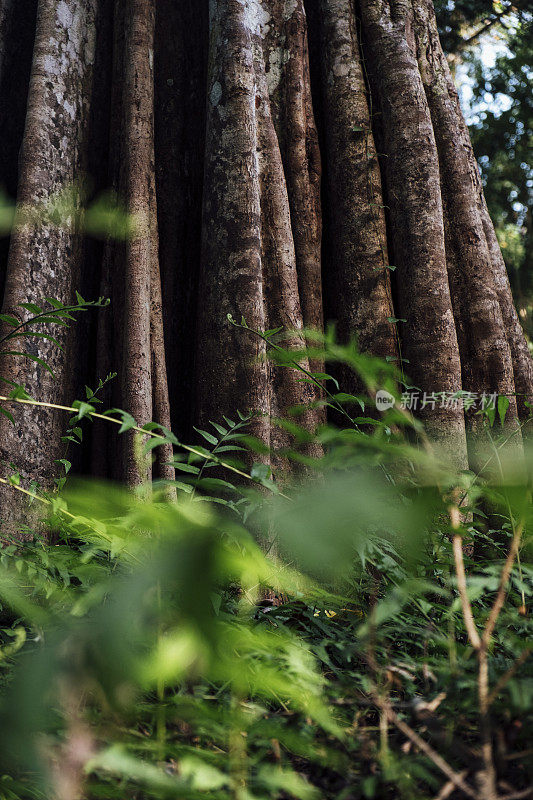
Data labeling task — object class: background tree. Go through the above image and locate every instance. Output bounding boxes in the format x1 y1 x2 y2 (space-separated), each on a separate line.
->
0 0 531 514
466 16 532 336
434 2 533 333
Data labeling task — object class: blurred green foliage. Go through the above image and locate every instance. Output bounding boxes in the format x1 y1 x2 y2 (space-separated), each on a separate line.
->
0 329 531 800
0 185 136 240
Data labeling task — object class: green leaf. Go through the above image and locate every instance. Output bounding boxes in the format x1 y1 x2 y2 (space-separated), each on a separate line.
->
2 351 55 377
168 480 194 494
103 408 136 434
251 463 271 481
387 316 406 323
498 395 510 427
117 413 136 434
334 392 362 404
142 439 165 455
35 314 72 325
8 383 31 400
18 302 42 315
71 400 95 421
240 435 270 454
0 314 19 327
171 462 201 475
210 422 228 437
194 427 218 446
309 372 340 389
195 478 239 493
0 406 14 424
44 297 64 309
485 404 497 427
141 421 162 432
214 445 246 453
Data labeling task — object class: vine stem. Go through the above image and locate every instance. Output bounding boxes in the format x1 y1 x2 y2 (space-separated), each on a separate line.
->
0 395 289 497
0 300 108 346
0 395 249 481
0 476 141 563
451 502 526 800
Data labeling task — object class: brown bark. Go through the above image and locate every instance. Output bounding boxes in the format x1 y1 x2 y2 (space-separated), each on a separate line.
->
263 1 324 340
149 196 175 487
94 0 175 489
316 0 397 366
358 0 468 466
196 0 323 466
116 0 154 486
0 0 531 524
412 0 522 452
482 201 533 426
0 0 98 494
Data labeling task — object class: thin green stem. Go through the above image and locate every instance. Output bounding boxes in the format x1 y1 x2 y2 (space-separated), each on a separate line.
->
0 395 288 497
0 302 106 347
0 476 140 563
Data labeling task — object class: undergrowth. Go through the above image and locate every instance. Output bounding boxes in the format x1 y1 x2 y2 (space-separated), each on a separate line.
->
0 312 531 800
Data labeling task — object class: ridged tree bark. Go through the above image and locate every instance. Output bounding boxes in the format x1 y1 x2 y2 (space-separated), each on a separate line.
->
93 0 175 488
412 0 523 466
0 0 98 525
307 0 399 408
0 0 531 527
196 0 324 464
358 0 468 465
316 0 397 364
109 0 174 487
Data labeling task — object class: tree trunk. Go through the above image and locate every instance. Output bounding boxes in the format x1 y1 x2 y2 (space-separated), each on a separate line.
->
358 0 468 465
0 0 98 525
0 0 531 524
314 0 398 378
94 0 175 489
412 0 523 465
196 0 324 467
